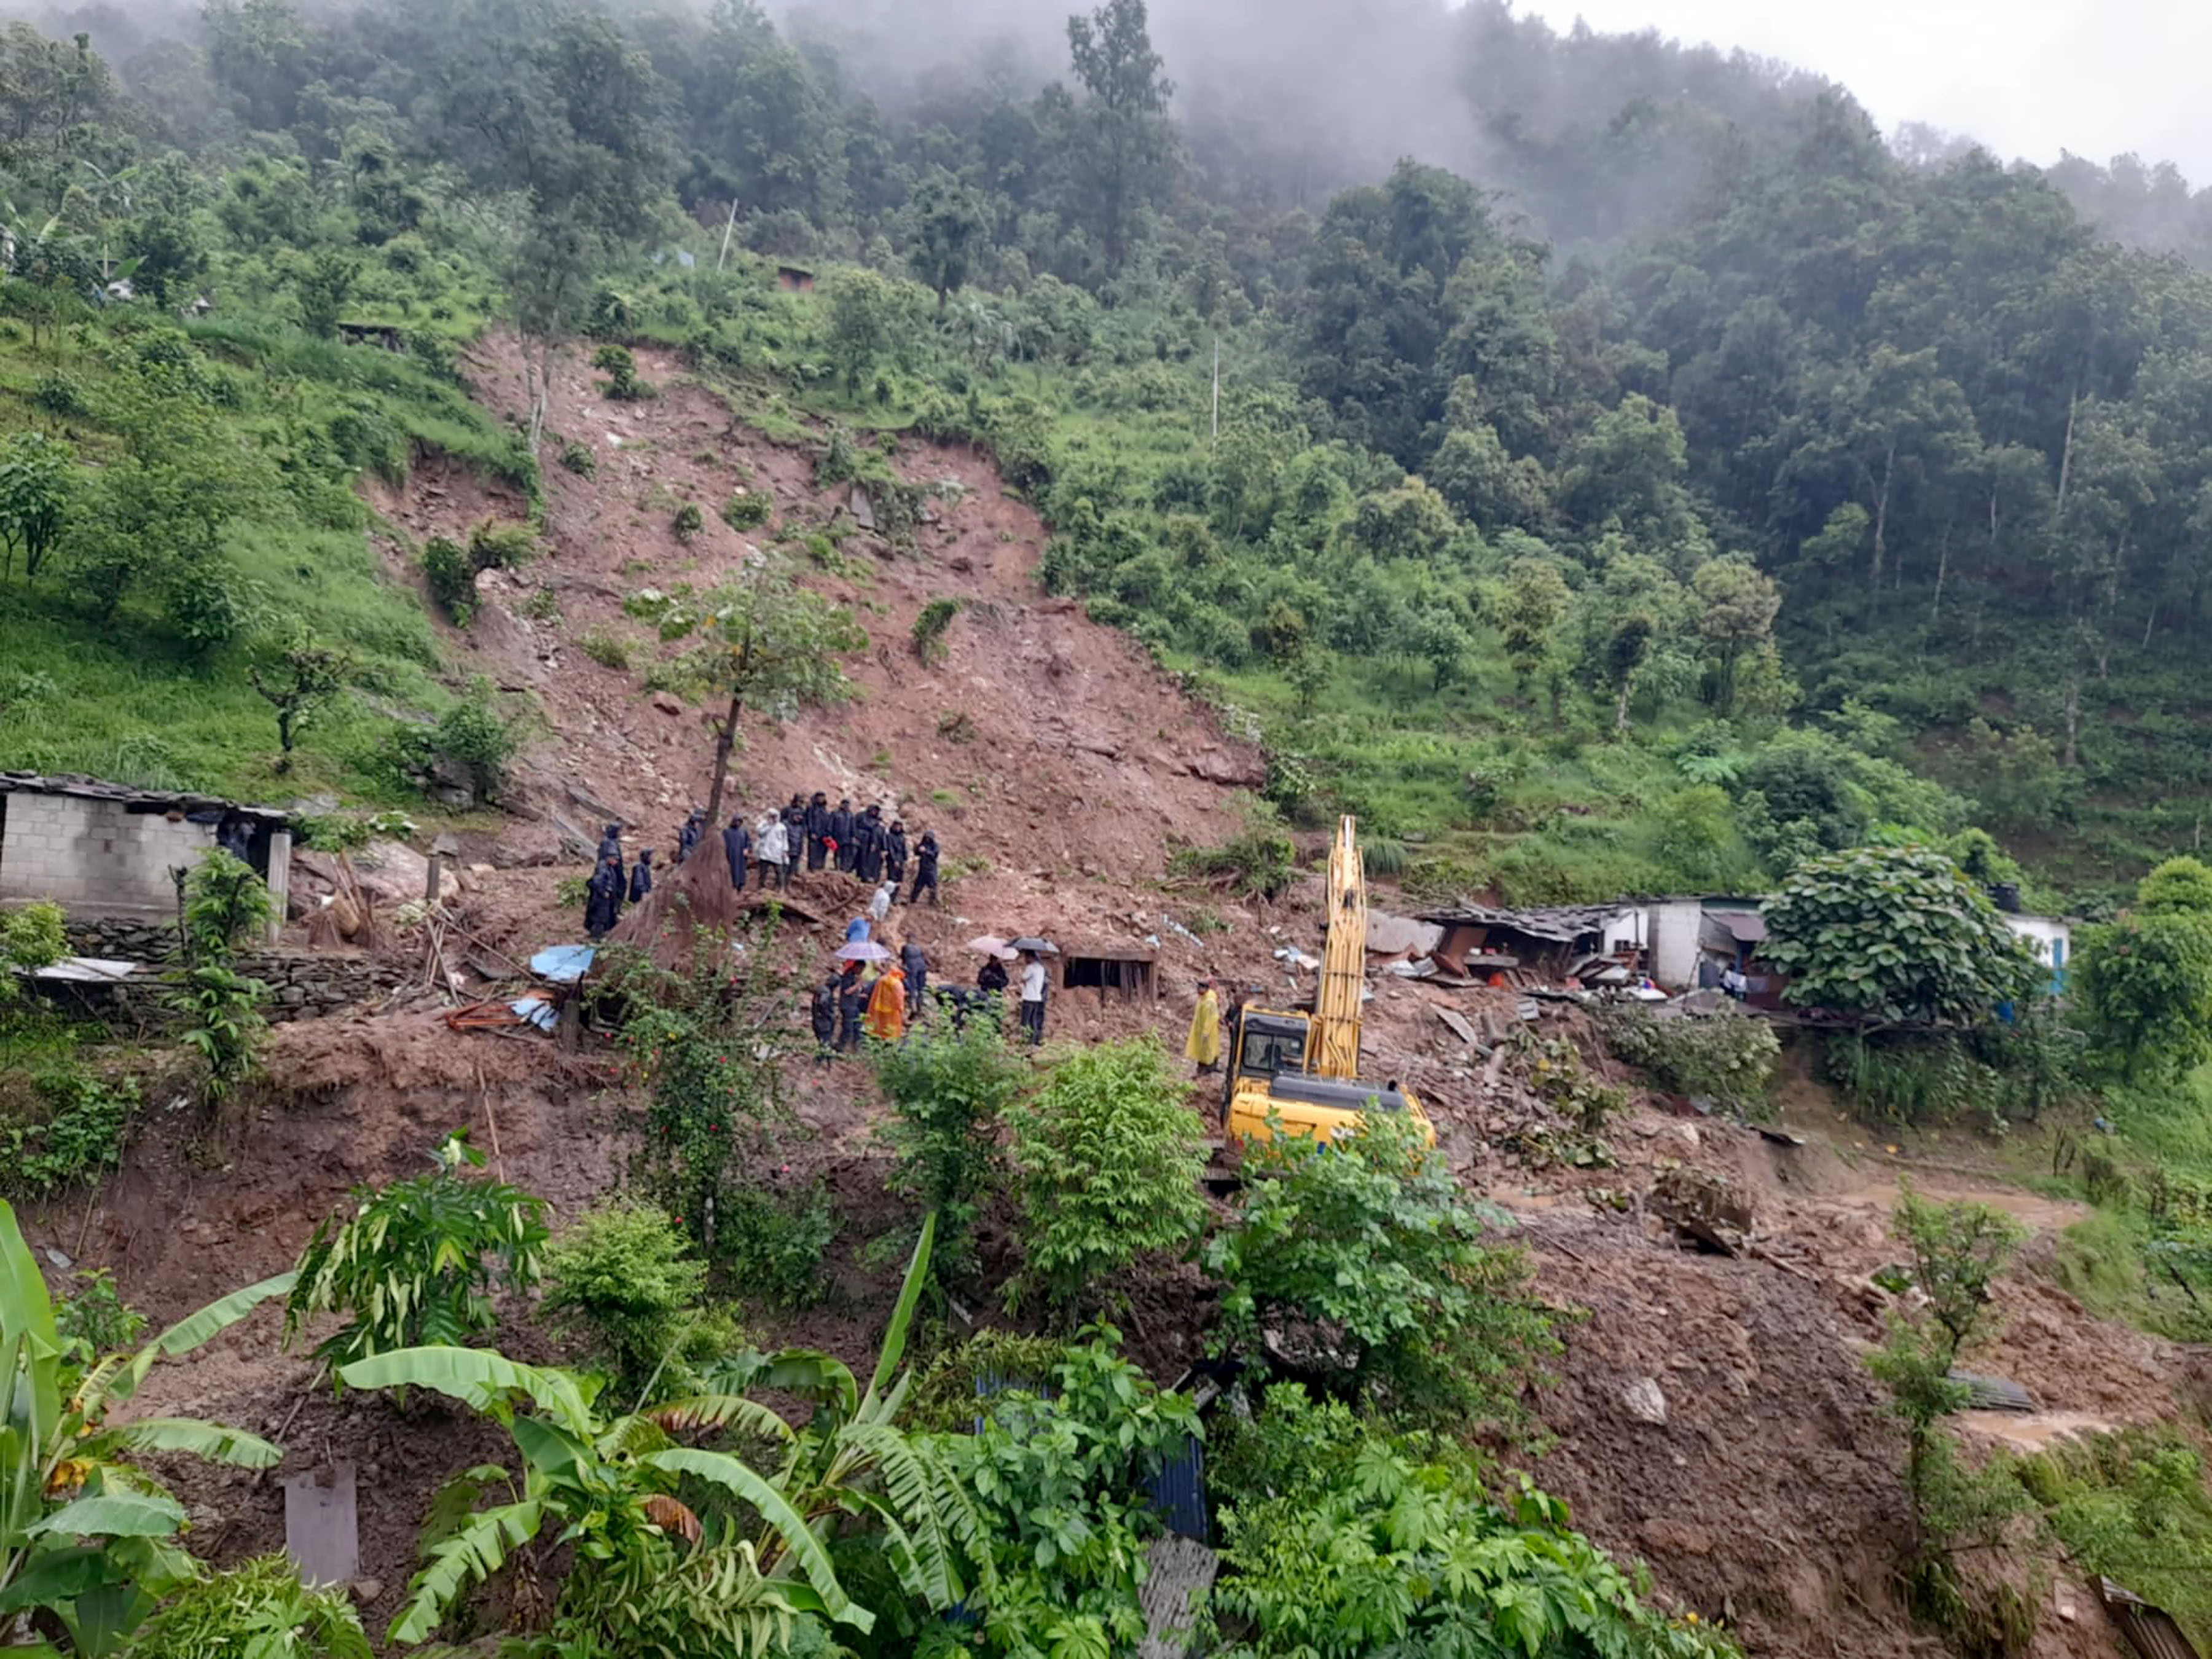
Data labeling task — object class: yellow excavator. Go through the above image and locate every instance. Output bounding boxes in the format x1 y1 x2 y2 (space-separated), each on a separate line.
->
1221 815 1435 1147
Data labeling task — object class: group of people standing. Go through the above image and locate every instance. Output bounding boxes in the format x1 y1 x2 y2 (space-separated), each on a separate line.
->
809 941 1051 1059
580 794 946 939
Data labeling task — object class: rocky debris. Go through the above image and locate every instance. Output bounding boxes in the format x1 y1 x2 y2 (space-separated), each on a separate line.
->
1650 1162 1753 1255
1620 1376 1669 1425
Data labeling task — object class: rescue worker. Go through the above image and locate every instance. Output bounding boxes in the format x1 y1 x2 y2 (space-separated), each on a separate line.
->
756 809 790 891
805 792 832 871
884 820 909 893
810 971 839 1065
584 853 624 938
1185 978 1222 1077
837 966 869 1053
627 849 654 905
597 822 624 863
900 938 928 1019
721 814 751 891
855 804 886 884
675 807 707 866
909 832 940 907
829 798 857 873
865 960 908 1043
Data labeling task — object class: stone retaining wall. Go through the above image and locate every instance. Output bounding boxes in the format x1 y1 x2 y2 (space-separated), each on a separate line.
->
58 918 403 1023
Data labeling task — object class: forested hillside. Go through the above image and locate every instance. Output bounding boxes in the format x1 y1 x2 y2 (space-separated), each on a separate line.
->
7 0 2212 904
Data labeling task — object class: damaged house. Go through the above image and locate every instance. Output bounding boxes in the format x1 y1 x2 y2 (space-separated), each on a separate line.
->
1411 903 1649 986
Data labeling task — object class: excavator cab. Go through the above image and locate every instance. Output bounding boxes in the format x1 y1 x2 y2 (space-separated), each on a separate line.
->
1218 815 1435 1149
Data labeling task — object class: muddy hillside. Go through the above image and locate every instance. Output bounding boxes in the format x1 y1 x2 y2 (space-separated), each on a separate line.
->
26 342 2202 1659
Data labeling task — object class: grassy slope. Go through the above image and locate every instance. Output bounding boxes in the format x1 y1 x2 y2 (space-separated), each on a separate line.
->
0 294 520 805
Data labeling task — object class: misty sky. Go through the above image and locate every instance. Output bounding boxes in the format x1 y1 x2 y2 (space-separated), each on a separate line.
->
1518 0 2212 182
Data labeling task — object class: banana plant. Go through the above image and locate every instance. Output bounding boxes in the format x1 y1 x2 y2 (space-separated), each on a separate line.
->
339 1212 986 1654
0 1199 294 1655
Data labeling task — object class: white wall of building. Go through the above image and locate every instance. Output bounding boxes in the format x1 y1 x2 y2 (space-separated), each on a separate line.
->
1646 899 1707 989
0 794 218 916
2002 912 2071 970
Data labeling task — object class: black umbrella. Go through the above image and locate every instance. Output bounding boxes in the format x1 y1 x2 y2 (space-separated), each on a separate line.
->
1007 937 1059 955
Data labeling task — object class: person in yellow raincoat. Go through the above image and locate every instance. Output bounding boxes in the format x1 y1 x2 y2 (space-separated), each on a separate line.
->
1185 978 1222 1077
865 962 908 1043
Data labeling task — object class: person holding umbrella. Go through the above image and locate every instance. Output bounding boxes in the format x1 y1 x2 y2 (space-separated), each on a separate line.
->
836 965 869 1053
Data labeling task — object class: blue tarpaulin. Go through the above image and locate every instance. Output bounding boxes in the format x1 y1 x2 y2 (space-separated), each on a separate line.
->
529 945 597 983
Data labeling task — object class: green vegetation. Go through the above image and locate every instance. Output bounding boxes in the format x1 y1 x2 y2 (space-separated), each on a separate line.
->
0 1199 295 1657
873 1011 1026 1285
284 1132 549 1377
165 848 272 1105
1598 1003 1781 1118
122 1554 371 1659
1864 1189 2034 1642
1005 1037 1208 1320
1207 1113 1556 1430
909 596 961 664
721 491 771 530
540 1199 717 1402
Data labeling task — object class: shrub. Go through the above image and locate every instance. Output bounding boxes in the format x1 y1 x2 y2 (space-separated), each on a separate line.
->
54 1267 146 1363
718 1181 837 1311
911 597 961 664
559 439 597 477
721 492 769 530
1171 814 1296 900
468 519 537 572
31 371 83 415
124 1553 370 1659
936 710 976 744
541 1199 712 1398
592 343 654 401
1597 1004 1780 1119
1207 1111 1556 1430
420 535 475 623
672 501 704 543
0 900 66 1003
1006 1038 1208 1320
0 1067 137 1198
286 1132 549 1377
577 627 633 670
874 1014 1026 1284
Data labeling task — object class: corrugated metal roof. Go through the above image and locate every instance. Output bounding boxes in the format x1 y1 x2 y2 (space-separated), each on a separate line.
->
1415 903 1631 942
0 772 291 822
2102 1579 2202 1659
1144 1433 1209 1543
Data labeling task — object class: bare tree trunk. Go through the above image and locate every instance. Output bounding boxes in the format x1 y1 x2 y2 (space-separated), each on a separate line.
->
1929 525 1951 626
1614 675 1634 734
2144 598 2160 650
2055 379 2079 514
1871 439 1896 590
703 691 742 831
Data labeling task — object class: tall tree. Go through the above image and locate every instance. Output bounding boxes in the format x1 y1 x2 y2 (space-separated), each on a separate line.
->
1063 0 1174 276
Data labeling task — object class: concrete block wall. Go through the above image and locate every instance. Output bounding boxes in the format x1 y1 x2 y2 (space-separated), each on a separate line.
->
0 796 214 915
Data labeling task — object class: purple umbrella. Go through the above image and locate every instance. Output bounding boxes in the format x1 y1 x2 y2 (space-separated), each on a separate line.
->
835 940 893 963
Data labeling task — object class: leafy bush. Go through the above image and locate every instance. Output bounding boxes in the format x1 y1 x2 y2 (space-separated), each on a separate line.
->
1006 1038 1208 1320
1208 1112 1556 1429
2018 1429 2212 1649
577 627 633 670
559 439 597 477
717 1181 837 1311
0 1067 137 1198
541 1199 713 1400
1171 814 1296 900
124 1553 371 1659
468 519 536 571
182 846 273 955
911 597 961 664
1209 1385 1738 1659
672 501 704 543
1598 1004 1780 1118
592 343 654 401
419 535 475 623
286 1133 548 1377
935 1334 1202 1659
874 1014 1026 1284
721 492 769 530
0 899 66 1003
54 1266 146 1367
1762 845 2036 1024
387 678 522 804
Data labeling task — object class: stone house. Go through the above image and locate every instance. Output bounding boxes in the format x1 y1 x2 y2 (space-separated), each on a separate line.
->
0 773 293 937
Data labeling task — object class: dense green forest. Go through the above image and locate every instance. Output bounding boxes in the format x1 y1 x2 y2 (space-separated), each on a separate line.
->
8 0 2212 904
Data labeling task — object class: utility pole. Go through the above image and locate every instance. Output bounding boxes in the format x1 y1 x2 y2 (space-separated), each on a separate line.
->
1211 335 1220 441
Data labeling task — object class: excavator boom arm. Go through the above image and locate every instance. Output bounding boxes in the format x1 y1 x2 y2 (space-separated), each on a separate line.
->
1311 815 1365 1079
